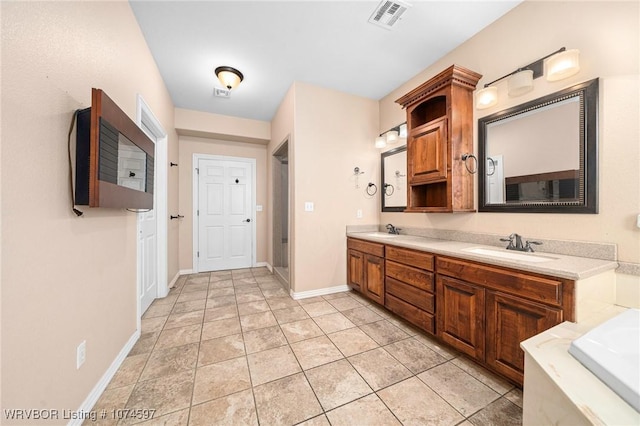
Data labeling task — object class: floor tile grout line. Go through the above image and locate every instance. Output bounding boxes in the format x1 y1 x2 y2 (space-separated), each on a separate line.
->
119 268 522 424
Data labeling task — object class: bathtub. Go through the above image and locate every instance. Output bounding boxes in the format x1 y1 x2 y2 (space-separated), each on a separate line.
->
569 308 640 412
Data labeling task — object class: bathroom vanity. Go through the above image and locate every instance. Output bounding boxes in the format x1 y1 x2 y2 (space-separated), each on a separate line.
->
346 231 617 386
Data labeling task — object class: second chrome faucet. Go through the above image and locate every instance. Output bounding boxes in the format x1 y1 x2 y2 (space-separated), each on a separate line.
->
500 233 542 252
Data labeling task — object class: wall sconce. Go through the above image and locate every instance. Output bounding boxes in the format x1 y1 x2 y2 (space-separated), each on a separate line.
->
475 47 580 110
215 66 244 90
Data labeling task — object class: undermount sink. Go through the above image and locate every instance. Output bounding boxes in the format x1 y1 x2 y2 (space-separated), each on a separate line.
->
361 232 398 238
461 247 557 263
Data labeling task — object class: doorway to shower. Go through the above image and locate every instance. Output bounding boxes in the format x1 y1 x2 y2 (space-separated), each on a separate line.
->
272 141 290 288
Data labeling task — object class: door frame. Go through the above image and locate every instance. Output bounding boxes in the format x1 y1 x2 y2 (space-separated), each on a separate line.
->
136 95 168 325
192 154 256 273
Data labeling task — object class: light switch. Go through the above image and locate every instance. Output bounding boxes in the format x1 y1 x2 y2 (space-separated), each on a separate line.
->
304 202 314 212
637 214 640 228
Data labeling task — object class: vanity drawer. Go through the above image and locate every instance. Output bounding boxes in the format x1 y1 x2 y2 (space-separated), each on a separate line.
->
436 256 564 307
386 245 435 271
386 277 435 313
385 294 435 334
347 238 384 257
386 260 434 292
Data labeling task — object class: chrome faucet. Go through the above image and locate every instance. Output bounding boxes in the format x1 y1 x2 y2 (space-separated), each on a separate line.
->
386 224 401 235
501 233 542 252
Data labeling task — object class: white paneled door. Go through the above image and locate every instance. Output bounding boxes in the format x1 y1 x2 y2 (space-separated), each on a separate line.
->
138 206 157 314
197 157 254 272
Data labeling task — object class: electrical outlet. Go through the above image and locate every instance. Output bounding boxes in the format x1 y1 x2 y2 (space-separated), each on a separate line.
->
77 340 86 369
304 202 314 212
357 209 363 218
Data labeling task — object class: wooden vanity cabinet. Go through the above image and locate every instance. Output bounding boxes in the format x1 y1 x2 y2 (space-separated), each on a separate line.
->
384 245 436 334
347 238 385 305
346 237 576 386
436 275 485 359
396 65 481 213
436 256 574 385
486 291 562 383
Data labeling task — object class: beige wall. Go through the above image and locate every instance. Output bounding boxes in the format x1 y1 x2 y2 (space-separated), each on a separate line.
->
291 82 379 293
379 1 640 268
178 135 268 271
1 1 177 419
175 108 270 144
268 84 297 279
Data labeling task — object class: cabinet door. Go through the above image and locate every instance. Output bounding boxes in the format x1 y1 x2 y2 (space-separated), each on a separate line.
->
486 291 562 384
408 117 448 185
347 249 364 292
365 254 385 305
436 275 485 360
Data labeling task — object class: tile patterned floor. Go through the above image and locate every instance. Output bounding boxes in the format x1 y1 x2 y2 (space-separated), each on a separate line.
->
88 268 523 425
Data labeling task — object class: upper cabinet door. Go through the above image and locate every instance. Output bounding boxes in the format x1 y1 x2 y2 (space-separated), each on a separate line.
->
408 117 448 185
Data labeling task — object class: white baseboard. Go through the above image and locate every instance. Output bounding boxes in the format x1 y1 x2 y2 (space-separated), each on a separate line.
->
179 268 194 276
69 330 140 426
254 261 271 271
168 271 181 289
290 285 350 300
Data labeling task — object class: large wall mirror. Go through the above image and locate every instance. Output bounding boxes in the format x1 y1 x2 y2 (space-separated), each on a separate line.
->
382 146 407 211
478 78 598 213
381 123 407 212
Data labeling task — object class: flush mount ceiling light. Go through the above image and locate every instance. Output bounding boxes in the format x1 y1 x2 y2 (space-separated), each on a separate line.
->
475 47 580 110
215 66 244 90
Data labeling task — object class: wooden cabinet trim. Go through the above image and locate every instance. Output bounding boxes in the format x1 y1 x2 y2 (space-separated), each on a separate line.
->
385 260 434 293
486 290 563 383
385 245 435 271
386 277 435 313
347 237 384 257
385 293 435 334
436 275 485 360
436 256 569 309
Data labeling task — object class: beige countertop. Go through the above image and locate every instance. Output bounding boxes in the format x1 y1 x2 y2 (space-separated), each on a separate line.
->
347 231 618 280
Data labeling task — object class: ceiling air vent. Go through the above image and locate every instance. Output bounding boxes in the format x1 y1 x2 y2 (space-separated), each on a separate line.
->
368 0 411 30
214 87 231 98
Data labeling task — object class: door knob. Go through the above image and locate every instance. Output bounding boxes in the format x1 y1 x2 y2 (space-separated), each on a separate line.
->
245 218 251 222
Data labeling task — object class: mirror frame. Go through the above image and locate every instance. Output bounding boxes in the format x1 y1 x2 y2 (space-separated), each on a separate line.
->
381 145 407 212
478 78 598 214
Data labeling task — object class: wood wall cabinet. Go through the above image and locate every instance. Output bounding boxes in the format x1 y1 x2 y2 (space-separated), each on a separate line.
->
396 65 481 212
347 238 385 305
436 256 574 385
384 246 436 334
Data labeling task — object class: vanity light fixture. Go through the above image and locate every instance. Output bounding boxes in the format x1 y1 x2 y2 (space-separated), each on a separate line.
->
375 123 406 149
475 47 580 110
546 49 580 81
386 130 399 144
215 66 244 90
508 69 534 96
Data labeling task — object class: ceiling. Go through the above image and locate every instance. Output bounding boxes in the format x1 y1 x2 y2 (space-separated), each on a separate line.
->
130 1 521 122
